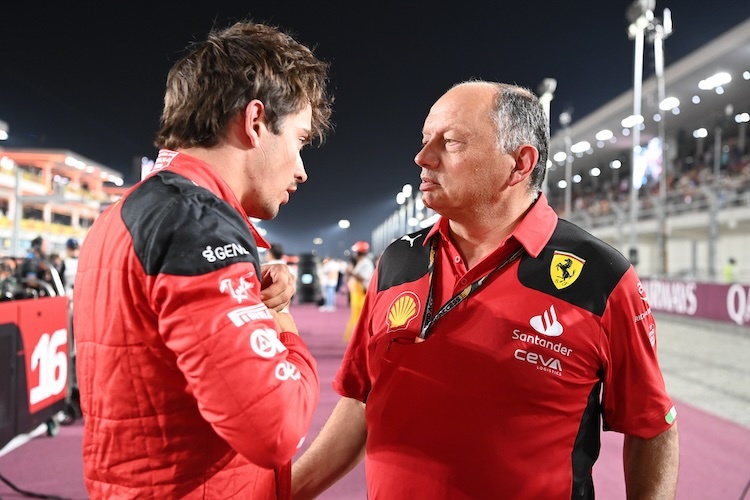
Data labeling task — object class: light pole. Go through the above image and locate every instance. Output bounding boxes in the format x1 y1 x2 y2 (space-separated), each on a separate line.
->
708 104 734 280
626 0 655 267
559 109 573 218
537 78 557 197
650 7 673 276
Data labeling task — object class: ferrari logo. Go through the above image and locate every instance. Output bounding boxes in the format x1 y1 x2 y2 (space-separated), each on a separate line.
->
550 251 585 290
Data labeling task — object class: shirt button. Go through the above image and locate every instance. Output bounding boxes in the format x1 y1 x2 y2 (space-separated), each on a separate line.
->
454 255 461 263
460 278 467 285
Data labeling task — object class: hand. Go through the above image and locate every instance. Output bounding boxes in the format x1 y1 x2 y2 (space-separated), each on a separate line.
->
270 308 299 336
260 263 295 312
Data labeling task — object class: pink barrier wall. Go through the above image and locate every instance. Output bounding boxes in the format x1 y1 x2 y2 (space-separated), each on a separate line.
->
641 278 750 327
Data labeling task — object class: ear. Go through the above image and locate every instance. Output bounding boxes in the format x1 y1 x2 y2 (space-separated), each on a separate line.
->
242 99 266 148
509 144 539 186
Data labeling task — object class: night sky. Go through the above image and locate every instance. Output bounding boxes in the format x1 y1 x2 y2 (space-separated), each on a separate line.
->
2 2 749 257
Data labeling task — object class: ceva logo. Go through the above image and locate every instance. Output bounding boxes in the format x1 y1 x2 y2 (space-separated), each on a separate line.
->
514 349 563 375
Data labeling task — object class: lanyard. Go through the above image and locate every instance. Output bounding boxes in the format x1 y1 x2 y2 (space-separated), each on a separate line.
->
418 237 526 341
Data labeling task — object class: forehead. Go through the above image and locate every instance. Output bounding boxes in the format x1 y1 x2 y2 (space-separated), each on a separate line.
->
423 84 496 134
283 104 313 130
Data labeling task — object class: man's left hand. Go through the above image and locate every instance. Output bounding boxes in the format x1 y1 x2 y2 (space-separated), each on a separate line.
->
260 263 295 312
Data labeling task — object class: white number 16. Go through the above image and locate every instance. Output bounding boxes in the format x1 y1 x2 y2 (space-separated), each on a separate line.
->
29 328 68 405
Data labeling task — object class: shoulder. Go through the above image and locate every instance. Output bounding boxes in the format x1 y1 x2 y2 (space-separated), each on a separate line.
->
121 171 260 277
376 227 432 291
518 219 631 316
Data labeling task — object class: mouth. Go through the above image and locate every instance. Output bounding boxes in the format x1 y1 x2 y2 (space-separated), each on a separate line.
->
419 177 438 190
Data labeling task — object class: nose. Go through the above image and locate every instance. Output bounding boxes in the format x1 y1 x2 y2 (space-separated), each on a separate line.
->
414 144 436 169
295 156 308 183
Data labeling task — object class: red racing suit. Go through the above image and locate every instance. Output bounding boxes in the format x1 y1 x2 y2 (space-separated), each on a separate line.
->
74 150 319 499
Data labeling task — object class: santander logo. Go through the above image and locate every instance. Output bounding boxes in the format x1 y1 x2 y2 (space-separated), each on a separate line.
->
529 305 563 337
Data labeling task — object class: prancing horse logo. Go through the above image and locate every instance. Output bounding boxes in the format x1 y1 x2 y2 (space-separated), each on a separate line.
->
550 251 585 290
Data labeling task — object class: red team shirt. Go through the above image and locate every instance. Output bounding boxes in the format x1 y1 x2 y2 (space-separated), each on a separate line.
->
335 194 675 499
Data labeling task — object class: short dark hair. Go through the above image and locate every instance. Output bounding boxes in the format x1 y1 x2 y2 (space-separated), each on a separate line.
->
31 236 44 250
155 21 333 150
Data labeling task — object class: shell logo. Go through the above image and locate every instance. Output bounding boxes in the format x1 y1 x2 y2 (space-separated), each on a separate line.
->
386 292 420 331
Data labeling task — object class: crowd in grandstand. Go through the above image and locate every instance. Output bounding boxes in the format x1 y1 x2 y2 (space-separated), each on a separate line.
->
546 133 750 228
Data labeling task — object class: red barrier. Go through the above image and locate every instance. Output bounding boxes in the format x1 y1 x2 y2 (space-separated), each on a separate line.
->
0 296 70 449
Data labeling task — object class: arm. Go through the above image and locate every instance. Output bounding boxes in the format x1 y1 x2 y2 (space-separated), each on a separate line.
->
623 424 679 499
292 397 367 499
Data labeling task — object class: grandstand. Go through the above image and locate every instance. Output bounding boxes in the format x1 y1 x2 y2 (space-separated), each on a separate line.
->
0 149 125 256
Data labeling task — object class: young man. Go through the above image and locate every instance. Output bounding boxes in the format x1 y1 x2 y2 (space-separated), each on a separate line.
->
293 81 679 499
74 21 332 499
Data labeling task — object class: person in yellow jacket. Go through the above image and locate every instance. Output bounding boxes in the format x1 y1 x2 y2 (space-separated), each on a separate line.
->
343 241 374 342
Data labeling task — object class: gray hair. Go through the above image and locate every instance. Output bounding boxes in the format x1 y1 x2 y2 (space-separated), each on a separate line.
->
453 81 550 197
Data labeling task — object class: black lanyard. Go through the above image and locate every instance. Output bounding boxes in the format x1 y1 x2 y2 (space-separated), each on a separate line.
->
418 237 526 340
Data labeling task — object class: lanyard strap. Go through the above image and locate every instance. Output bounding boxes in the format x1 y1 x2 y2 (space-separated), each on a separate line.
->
418 237 525 340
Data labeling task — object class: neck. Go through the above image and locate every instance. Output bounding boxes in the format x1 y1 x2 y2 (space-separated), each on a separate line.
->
448 197 534 268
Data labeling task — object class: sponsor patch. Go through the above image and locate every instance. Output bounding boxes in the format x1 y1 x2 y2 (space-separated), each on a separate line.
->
386 292 420 332
250 328 287 358
529 304 563 337
219 272 256 303
202 242 251 263
227 304 273 326
550 251 585 290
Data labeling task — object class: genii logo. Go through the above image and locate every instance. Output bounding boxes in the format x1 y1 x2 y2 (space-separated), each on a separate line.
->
386 292 420 332
550 251 585 290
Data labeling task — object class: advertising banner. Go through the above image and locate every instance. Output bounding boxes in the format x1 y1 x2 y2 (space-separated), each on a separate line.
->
641 278 750 328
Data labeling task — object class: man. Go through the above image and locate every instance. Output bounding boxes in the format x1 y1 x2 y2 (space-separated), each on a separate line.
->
723 257 737 283
319 256 341 311
293 81 678 499
74 21 332 499
61 237 79 296
21 235 51 283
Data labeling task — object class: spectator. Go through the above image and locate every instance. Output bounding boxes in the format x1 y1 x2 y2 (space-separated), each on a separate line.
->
723 257 738 283
21 235 51 283
343 241 374 342
62 238 80 297
319 256 340 311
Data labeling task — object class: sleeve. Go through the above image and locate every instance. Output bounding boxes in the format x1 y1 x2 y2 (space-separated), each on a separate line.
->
600 267 676 438
333 267 379 402
135 190 319 469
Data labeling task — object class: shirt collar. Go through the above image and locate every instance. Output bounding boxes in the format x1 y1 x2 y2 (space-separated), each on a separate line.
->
422 192 557 258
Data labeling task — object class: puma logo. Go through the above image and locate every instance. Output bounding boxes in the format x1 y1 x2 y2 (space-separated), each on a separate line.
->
400 234 422 247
